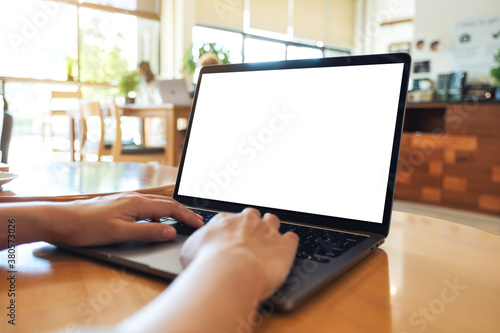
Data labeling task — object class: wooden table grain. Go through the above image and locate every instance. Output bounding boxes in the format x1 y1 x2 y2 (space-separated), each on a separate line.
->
0 162 178 202
1 211 499 333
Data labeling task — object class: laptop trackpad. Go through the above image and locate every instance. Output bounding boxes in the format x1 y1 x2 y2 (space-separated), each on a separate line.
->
69 234 189 277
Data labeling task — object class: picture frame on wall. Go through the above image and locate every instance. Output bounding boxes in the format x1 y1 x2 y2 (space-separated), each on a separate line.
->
389 42 411 53
413 60 431 73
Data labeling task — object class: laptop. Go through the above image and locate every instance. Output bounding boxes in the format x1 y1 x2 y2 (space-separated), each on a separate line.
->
157 78 192 105
60 53 411 311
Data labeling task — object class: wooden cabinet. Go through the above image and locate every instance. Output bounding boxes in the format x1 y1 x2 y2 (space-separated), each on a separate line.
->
395 102 500 215
396 134 445 203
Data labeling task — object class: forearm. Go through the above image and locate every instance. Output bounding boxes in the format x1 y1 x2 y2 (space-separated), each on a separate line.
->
0 202 70 250
118 251 266 333
1 193 205 250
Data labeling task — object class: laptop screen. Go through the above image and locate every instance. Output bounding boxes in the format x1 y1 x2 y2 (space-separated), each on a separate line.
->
177 58 407 224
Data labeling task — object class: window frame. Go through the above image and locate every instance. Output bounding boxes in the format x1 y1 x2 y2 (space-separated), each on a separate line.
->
53 0 160 20
0 0 160 86
195 23 350 63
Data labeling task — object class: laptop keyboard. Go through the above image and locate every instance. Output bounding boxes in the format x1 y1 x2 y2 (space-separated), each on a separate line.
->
154 209 217 235
148 208 367 264
279 223 367 263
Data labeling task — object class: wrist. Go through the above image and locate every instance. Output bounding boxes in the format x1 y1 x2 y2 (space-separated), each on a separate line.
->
118 247 268 333
38 201 89 245
19 202 77 245
193 247 268 299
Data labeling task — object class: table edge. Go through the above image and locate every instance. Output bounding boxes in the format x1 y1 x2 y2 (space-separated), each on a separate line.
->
0 184 175 202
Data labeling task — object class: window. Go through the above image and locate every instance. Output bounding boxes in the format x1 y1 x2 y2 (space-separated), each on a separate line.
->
83 0 160 14
192 26 243 64
79 8 137 84
83 0 137 11
137 17 161 74
0 0 160 142
287 45 323 60
324 48 350 58
0 1 160 83
244 38 287 62
191 25 349 66
0 1 77 80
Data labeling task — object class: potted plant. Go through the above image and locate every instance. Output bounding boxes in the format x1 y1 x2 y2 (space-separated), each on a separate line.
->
65 56 76 81
490 49 500 100
183 42 230 84
119 70 141 104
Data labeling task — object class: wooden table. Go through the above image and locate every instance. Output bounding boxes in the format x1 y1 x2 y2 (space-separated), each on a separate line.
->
119 104 191 166
0 162 178 202
63 104 190 164
1 209 499 332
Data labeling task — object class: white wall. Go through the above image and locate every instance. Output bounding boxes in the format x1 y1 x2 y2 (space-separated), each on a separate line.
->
412 0 500 83
353 0 415 55
165 0 500 85
355 0 500 86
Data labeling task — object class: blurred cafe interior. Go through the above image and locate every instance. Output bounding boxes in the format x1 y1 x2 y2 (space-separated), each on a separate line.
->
1 0 499 227
1 1 500 332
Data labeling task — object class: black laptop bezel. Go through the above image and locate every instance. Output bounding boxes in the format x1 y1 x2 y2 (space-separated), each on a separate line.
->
173 53 411 238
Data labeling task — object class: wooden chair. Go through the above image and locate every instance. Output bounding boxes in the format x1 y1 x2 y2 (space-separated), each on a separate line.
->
1 112 13 164
80 101 168 163
43 90 82 161
79 101 112 161
109 101 167 163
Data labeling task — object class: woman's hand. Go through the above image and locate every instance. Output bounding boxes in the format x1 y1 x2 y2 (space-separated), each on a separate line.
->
0 192 204 249
52 193 204 247
120 208 298 333
180 208 299 300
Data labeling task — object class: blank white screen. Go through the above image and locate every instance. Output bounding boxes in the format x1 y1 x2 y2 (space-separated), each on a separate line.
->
178 63 404 223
